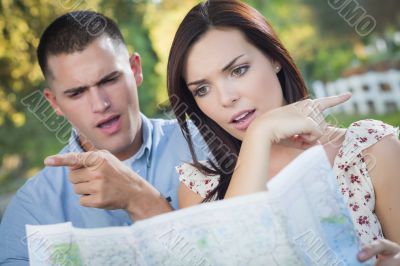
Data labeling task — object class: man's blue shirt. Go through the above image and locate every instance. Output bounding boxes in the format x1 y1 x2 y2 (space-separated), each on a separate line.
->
0 114 208 265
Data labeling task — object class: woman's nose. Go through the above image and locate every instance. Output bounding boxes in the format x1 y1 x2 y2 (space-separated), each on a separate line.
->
219 86 240 107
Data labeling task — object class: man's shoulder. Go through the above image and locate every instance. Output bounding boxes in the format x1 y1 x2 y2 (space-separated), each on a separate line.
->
0 146 73 264
147 117 208 158
148 117 198 134
147 117 184 140
148 117 180 131
148 117 204 144
13 147 71 202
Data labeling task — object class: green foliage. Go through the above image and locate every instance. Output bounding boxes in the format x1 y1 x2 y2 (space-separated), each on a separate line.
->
301 0 400 39
327 111 400 128
0 0 78 190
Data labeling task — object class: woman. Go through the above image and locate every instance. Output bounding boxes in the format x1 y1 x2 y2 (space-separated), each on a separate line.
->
167 0 400 263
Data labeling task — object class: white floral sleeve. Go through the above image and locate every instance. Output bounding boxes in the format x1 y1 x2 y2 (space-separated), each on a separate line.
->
176 162 220 199
334 119 399 245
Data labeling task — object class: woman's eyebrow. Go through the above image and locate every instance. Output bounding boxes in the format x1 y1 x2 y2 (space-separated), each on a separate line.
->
186 54 245 87
187 78 206 87
221 54 245 72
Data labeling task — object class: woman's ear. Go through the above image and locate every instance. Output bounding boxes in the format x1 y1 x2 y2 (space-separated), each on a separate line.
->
274 62 282 73
44 88 64 116
129 53 143 87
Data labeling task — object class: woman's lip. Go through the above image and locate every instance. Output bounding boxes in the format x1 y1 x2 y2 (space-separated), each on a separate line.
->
232 110 256 131
230 109 256 123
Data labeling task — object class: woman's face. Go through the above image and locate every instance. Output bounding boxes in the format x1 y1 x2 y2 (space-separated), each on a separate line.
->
183 27 286 140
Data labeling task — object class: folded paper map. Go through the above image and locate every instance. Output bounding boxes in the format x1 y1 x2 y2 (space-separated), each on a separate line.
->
26 145 373 265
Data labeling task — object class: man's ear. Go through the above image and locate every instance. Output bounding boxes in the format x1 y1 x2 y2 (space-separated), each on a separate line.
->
44 88 64 116
129 53 143 87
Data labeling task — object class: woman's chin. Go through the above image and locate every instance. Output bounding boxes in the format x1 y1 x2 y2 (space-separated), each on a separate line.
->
231 131 245 141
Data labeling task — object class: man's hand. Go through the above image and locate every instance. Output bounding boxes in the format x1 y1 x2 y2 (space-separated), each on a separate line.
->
44 150 172 220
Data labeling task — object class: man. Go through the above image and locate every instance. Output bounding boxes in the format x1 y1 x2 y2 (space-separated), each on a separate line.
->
0 11 207 264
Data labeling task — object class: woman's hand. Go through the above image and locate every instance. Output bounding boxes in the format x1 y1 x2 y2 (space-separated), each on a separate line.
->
225 92 351 198
246 93 352 149
357 239 400 265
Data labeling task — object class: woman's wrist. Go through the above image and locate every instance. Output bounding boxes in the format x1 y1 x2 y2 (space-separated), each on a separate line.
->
246 116 276 144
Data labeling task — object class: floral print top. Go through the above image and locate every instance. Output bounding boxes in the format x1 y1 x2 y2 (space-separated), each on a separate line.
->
176 119 399 246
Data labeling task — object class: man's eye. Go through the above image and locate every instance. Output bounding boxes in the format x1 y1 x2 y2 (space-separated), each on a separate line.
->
98 76 120 88
68 91 83 98
194 86 209 97
105 76 118 84
232 65 249 77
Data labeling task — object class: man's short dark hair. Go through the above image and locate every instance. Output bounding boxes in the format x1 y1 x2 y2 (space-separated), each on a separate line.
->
37 10 125 79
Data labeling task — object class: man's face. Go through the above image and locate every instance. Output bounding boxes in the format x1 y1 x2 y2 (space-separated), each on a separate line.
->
44 36 143 160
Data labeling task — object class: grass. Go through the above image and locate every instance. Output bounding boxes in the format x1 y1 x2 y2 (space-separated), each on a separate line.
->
326 111 400 128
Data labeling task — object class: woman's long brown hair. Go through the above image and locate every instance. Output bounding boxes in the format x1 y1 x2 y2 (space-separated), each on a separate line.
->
167 0 308 201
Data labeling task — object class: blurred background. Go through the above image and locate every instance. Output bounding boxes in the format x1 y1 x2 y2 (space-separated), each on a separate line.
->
0 0 399 218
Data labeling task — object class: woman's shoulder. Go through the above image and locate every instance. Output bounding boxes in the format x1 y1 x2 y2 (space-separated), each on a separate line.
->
339 119 399 157
176 161 220 199
346 119 398 136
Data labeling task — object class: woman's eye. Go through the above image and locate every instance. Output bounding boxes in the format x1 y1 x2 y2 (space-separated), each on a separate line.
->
194 86 209 97
232 65 249 77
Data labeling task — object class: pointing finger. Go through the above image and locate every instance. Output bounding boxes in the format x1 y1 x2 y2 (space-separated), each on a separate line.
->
44 151 105 170
44 153 83 168
314 92 352 112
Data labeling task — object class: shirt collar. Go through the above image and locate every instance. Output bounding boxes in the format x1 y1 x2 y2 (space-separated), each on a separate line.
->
66 113 153 166
67 128 84 153
127 113 153 167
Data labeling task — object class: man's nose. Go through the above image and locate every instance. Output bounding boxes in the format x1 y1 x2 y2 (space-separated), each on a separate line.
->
89 87 111 113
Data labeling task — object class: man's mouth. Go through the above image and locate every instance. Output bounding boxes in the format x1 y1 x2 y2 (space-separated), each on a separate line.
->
96 115 122 135
97 115 120 128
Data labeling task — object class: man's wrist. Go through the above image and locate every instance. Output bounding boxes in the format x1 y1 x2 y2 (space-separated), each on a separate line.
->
126 178 173 221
